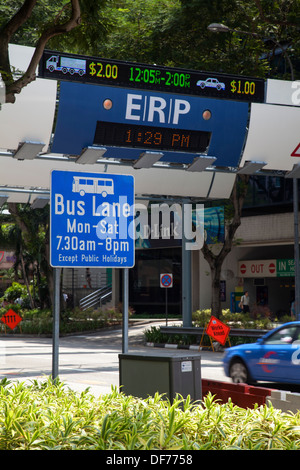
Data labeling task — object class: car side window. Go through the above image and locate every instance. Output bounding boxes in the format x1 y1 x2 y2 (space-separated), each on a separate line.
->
264 326 299 345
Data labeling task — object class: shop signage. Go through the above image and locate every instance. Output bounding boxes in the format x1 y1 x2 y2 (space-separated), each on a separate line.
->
238 259 295 278
0 251 17 269
276 259 295 277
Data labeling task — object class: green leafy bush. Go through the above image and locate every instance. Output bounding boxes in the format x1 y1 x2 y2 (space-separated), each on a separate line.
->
1 379 300 450
1 282 27 303
0 307 123 335
144 309 278 346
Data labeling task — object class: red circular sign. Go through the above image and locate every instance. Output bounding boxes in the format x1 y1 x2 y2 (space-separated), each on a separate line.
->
240 263 246 274
160 273 173 288
269 263 275 274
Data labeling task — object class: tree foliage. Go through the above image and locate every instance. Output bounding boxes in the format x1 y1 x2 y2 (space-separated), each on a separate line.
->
0 203 50 308
0 0 110 103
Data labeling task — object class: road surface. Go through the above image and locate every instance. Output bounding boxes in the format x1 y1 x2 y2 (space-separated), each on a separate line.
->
0 321 229 396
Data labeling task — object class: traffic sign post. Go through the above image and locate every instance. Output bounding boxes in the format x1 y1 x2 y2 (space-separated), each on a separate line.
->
50 170 135 377
50 170 135 268
160 273 173 325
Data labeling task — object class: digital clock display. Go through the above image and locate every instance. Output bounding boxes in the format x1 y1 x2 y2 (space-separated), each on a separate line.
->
40 50 265 103
93 121 211 153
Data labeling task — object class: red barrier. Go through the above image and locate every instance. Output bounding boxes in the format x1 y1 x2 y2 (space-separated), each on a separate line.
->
202 379 272 409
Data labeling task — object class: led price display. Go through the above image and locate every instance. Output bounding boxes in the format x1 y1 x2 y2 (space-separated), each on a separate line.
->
39 50 265 103
93 121 211 153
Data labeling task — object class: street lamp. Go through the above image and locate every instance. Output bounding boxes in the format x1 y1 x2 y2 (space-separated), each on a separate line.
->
207 23 231 33
207 23 294 80
208 22 299 320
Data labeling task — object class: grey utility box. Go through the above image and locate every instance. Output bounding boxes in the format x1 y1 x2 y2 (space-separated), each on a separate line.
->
119 353 201 401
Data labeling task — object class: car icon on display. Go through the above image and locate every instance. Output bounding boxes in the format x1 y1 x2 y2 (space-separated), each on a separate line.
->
196 77 225 91
223 322 300 385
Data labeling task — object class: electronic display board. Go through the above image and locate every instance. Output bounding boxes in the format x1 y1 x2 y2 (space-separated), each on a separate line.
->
93 121 211 153
51 82 249 167
39 50 265 103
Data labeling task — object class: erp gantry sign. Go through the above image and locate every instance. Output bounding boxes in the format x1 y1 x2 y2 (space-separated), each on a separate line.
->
50 170 135 268
39 50 264 103
39 50 264 169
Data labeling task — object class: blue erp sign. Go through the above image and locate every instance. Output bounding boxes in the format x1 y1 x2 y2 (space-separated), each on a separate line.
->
50 170 135 268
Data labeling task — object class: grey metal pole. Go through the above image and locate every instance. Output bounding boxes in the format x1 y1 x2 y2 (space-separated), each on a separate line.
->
293 178 300 320
182 200 192 327
52 267 61 381
122 268 129 353
165 288 168 326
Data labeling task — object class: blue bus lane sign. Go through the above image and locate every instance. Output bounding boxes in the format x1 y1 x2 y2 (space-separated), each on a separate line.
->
50 170 135 268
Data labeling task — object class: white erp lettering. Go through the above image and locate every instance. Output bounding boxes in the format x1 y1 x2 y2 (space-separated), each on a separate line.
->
173 99 191 124
148 96 166 123
125 93 191 124
125 94 142 120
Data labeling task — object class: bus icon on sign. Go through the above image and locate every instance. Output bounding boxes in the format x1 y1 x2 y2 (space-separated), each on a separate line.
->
72 176 114 197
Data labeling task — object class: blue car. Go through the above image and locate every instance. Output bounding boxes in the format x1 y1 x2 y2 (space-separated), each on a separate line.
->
223 322 300 384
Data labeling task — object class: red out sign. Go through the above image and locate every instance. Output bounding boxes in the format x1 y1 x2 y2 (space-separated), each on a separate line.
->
238 259 277 278
1 309 22 330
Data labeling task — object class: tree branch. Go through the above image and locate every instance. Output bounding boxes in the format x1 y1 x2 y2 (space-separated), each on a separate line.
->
0 0 38 85
252 0 299 27
4 0 82 103
1 0 37 40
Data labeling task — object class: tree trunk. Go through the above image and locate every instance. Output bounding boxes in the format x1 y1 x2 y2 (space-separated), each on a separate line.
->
44 224 54 308
201 174 250 318
19 246 34 309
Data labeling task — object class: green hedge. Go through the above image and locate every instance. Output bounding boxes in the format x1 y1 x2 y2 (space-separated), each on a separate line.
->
1 379 300 450
0 306 122 335
144 309 292 346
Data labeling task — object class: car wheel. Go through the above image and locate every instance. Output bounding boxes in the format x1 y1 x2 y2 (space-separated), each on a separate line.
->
229 359 250 384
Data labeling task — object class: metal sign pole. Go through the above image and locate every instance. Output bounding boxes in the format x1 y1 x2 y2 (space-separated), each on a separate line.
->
165 288 168 326
122 268 129 353
182 200 192 327
52 267 61 381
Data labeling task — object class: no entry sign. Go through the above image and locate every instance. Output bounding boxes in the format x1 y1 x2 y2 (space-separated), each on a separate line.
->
206 315 230 346
160 273 173 288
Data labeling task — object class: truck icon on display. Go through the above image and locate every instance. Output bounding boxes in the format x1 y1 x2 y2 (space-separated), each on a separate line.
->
46 55 86 76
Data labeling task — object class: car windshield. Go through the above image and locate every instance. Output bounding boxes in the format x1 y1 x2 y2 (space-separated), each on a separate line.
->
264 326 300 345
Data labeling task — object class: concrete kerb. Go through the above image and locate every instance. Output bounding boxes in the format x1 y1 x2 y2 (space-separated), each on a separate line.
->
145 341 222 351
266 389 300 413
